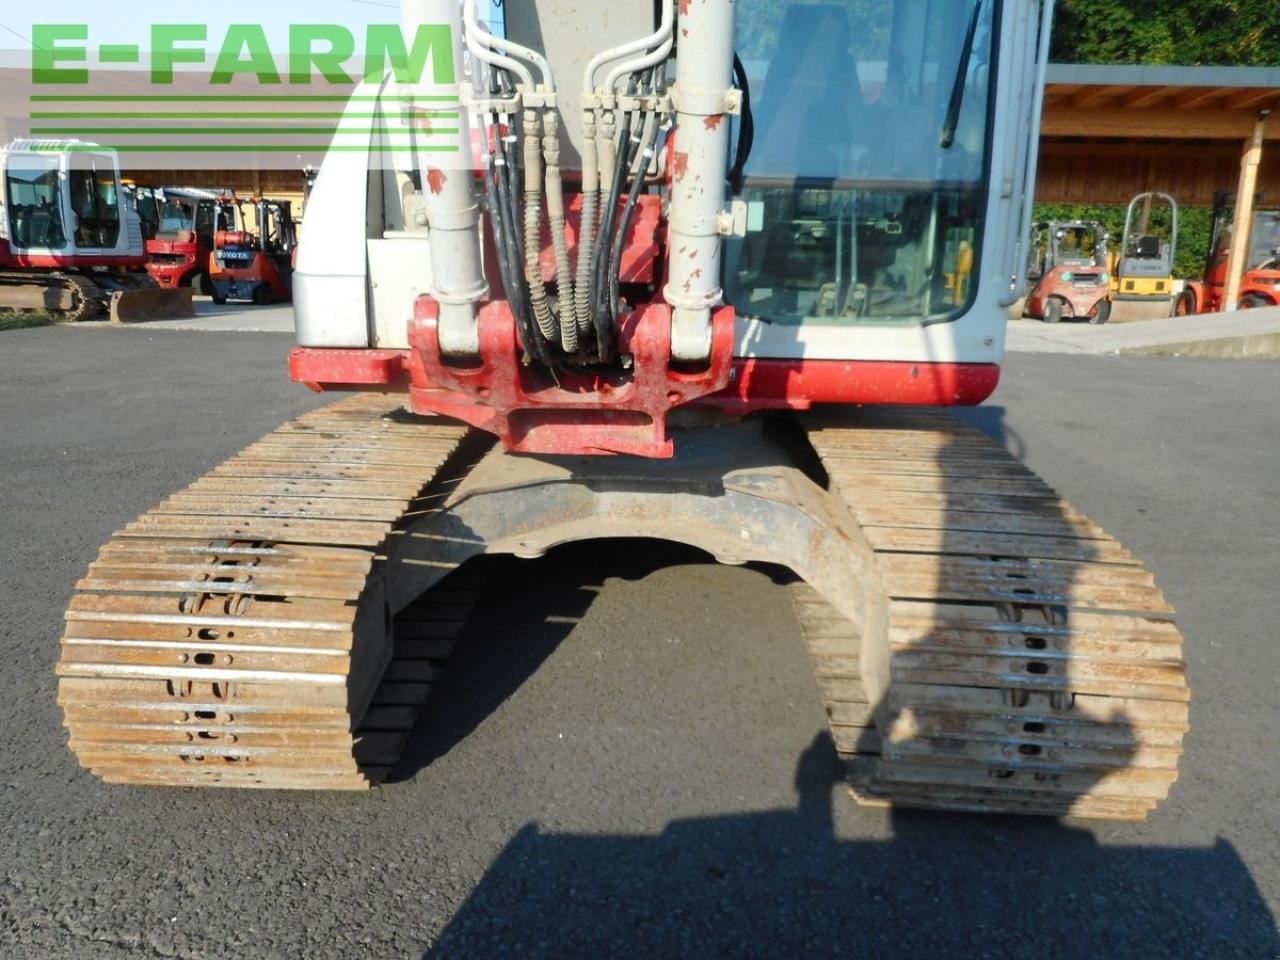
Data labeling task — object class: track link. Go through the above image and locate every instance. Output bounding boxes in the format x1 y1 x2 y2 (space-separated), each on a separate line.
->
799 409 1189 821
59 398 1189 817
57 396 477 789
0 270 102 322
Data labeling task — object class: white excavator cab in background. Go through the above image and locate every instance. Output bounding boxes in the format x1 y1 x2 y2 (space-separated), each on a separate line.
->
60 1 1192 821
0 141 195 321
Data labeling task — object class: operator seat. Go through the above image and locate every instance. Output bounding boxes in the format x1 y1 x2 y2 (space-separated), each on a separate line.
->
749 5 865 180
1134 235 1162 260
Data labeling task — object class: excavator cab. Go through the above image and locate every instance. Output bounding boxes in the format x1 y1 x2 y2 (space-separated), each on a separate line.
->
3 144 132 258
295 0 1043 430
727 0 995 328
0 141 194 321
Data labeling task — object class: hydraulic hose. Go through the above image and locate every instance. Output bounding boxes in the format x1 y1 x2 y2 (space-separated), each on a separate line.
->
542 110 579 352
601 0 676 96
573 113 600 339
582 0 673 94
610 111 660 323
728 54 755 191
590 97 641 359
461 0 534 90
522 109 558 346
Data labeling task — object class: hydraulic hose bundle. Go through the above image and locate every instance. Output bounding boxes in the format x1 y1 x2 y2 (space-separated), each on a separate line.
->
462 0 674 370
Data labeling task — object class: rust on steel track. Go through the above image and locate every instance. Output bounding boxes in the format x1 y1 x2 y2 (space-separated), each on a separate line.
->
57 395 478 790
798 409 1189 821
58 396 1189 819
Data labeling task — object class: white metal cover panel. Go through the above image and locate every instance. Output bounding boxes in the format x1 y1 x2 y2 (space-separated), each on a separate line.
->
503 0 657 170
368 236 436 349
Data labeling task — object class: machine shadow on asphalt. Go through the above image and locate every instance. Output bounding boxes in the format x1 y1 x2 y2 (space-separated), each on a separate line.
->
378 409 1261 957
419 736 1276 959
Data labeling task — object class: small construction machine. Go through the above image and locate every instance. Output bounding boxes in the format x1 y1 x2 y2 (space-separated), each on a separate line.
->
1110 191 1179 321
209 196 297 305
1024 220 1111 323
1177 191 1280 314
58 0 1190 820
133 188 227 295
0 140 194 321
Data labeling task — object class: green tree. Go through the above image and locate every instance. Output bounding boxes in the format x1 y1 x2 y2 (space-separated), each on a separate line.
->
1052 0 1280 66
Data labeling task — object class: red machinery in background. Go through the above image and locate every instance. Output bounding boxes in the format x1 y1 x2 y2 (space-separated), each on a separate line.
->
1023 220 1112 324
132 188 232 294
1179 192 1280 314
209 196 297 305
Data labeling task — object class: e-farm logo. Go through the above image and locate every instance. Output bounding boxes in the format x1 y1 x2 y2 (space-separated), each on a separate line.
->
23 23 463 165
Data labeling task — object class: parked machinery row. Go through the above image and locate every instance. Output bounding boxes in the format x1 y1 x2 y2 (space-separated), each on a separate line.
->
1025 190 1280 324
131 185 296 306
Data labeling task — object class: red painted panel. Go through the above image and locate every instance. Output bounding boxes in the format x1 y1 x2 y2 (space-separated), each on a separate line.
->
290 348 1000 411
710 358 1001 411
288 348 409 393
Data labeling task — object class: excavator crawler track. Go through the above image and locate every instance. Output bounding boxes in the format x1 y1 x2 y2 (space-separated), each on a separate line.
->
57 396 479 789
0 270 102 322
59 399 1188 818
798 409 1189 821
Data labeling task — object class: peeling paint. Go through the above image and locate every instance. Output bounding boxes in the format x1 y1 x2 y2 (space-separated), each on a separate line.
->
427 168 448 195
673 151 690 182
704 114 725 131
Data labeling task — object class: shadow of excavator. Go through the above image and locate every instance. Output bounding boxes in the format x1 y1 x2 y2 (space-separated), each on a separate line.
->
419 730 1276 958
377 404 1266 956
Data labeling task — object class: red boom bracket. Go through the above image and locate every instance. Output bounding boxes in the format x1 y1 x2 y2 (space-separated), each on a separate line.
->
407 298 735 458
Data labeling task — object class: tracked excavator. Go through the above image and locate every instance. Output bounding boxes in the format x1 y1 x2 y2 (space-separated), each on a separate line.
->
57 0 1190 820
0 141 194 322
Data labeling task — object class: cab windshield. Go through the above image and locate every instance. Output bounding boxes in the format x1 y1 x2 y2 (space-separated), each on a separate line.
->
69 154 122 249
725 0 997 326
4 156 67 250
1053 226 1104 266
1249 211 1280 268
158 198 196 237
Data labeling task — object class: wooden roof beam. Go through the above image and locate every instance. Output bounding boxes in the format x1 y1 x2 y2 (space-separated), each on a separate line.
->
1226 88 1280 111
1123 87 1177 109
1071 84 1133 108
1042 105 1280 141
1173 87 1231 110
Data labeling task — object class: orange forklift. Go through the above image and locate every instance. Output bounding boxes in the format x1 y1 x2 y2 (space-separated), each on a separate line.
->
1177 192 1280 314
209 196 296 305
1024 220 1112 324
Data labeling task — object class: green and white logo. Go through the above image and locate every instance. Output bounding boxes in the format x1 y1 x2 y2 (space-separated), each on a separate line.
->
2 18 467 170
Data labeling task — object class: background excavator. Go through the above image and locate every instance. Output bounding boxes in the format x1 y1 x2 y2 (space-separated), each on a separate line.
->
0 141 194 322
57 0 1190 820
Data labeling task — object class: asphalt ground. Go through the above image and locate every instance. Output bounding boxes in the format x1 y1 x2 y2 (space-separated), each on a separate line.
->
0 326 1277 958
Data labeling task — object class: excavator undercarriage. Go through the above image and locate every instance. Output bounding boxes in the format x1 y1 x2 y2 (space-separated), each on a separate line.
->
58 396 1187 818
